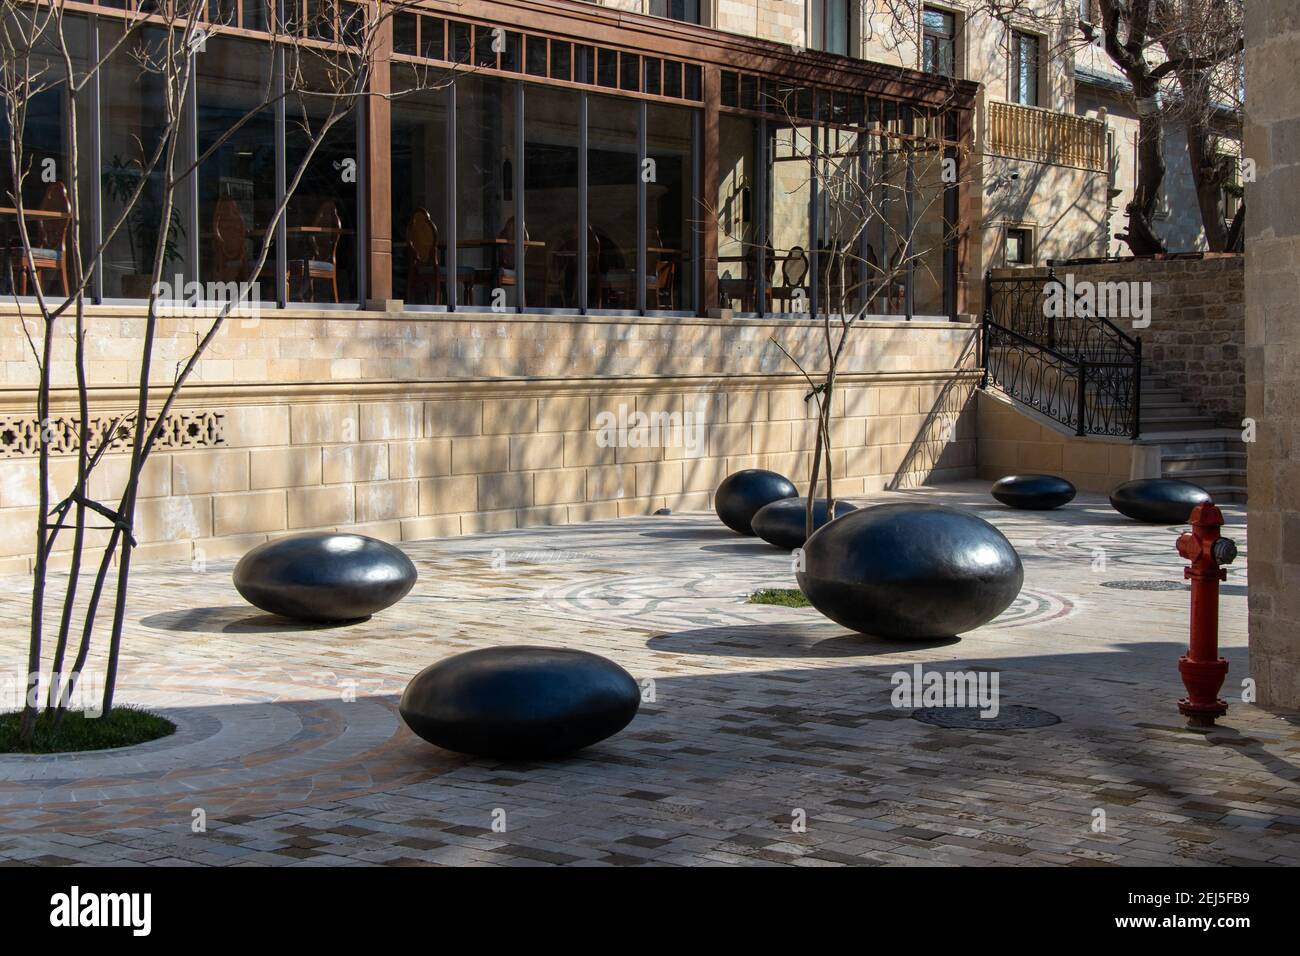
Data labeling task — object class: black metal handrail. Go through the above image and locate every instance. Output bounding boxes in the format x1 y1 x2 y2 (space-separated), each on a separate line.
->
981 271 1142 439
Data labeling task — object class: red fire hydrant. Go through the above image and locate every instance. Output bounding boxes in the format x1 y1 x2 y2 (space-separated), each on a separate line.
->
1175 502 1237 728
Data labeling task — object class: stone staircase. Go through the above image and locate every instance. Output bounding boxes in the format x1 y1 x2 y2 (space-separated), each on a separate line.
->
1136 372 1247 503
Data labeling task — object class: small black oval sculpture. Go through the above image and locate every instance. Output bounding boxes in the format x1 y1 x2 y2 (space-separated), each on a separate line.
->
233 533 417 622
991 474 1077 510
399 646 640 759
715 469 798 535
751 497 858 550
1110 478 1212 523
795 503 1024 639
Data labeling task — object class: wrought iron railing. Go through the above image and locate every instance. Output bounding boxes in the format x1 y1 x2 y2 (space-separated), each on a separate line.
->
981 271 1142 439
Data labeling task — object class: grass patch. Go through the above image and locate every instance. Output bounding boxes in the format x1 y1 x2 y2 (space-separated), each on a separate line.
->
749 587 812 608
0 707 175 755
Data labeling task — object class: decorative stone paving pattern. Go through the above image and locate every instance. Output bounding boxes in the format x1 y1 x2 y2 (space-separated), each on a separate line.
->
0 482 1295 867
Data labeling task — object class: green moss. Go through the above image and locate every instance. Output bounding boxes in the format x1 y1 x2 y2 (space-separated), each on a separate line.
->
748 587 812 608
0 707 175 754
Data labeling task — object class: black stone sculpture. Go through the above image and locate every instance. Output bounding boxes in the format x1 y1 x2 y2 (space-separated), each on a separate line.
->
991 474 1077 510
751 497 858 550
233 532 417 622
399 646 640 759
714 469 798 535
1109 478 1212 523
795 503 1024 639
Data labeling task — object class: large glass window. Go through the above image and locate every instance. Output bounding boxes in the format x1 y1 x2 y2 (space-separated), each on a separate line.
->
1011 31 1041 107
586 95 639 311
817 125 866 318
922 8 956 78
645 104 695 312
716 114 759 314
811 0 850 56
0 14 93 298
912 141 949 316
391 68 449 307
767 118 813 317
100 22 195 299
523 84 580 309
648 0 701 24
456 75 518 309
284 55 360 304
196 36 277 302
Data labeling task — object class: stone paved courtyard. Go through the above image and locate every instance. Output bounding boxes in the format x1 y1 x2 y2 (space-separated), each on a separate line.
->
1 481 1297 867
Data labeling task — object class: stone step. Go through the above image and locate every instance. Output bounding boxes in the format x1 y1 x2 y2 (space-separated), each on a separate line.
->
1163 456 1247 473
1140 413 1221 430
1167 468 1247 487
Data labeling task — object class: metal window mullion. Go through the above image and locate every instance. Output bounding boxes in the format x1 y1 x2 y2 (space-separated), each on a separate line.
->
904 141 914 320
274 44 287 308
514 80 525 311
636 100 646 314
355 93 367 307
809 125 819 320
87 15 103 303
691 107 701 315
578 90 588 313
756 116 766 316
447 81 458 310
185 45 199 291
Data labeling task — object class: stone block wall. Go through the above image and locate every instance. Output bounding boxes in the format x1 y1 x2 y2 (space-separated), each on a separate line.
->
1244 0 1300 709
1047 256 1246 425
975 390 1135 494
0 309 979 574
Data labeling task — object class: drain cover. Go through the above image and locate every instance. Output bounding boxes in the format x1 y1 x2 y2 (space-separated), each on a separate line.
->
1102 580 1187 592
913 705 1061 730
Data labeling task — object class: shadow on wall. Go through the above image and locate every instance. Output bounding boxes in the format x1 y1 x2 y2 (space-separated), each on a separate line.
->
888 333 980 489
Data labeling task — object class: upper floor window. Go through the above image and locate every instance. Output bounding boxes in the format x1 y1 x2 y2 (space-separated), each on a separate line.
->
1010 30 1041 107
648 0 701 24
922 8 956 78
811 0 850 56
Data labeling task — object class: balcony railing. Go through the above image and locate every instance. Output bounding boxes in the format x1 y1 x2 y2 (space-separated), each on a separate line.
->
987 101 1107 171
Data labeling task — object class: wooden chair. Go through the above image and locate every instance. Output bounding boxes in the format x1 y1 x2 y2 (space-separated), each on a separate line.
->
647 257 677 310
288 200 342 302
11 181 71 296
405 207 443 305
211 194 250 284
473 216 528 305
769 245 809 313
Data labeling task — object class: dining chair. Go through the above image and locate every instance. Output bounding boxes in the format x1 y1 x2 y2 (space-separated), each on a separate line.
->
769 244 809 312
405 208 443 305
11 181 71 297
288 199 342 302
211 194 250 284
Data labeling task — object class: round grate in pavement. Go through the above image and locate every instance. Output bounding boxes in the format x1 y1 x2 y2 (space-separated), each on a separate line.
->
913 705 1062 730
1101 579 1187 592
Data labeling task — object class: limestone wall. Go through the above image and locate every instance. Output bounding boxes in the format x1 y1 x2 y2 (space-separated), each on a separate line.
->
1244 0 1300 709
0 308 979 573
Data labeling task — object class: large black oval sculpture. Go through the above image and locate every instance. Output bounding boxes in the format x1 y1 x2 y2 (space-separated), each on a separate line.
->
1110 478 1211 523
399 646 640 759
991 474 1077 510
714 469 798 535
751 497 858 550
233 532 417 622
795 503 1024 639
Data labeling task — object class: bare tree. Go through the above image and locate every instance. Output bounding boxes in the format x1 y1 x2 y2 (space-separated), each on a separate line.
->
2 0 444 740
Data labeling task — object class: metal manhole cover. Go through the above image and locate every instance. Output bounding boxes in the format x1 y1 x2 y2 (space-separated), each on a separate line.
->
1101 580 1187 592
913 705 1062 730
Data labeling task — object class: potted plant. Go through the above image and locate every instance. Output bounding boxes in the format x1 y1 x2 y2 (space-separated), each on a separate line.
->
102 155 187 299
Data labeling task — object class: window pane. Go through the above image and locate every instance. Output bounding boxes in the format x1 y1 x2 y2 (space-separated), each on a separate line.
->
284 53 360 304
0 14 93 299
587 95 638 310
100 22 194 299
646 104 694 312
456 76 518 309
391 68 449 307
197 36 277 303
817 126 866 317
717 114 759 313
524 85 580 309
768 118 813 316
912 143 948 316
